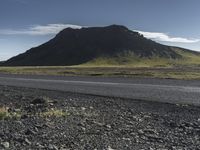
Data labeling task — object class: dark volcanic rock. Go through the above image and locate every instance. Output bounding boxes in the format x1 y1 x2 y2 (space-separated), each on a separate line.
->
31 98 47 105
0 86 200 149
3 25 182 66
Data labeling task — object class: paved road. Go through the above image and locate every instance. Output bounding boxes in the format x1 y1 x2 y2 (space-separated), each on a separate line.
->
0 73 200 105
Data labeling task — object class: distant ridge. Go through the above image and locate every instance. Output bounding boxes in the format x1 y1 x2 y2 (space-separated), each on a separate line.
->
3 25 197 66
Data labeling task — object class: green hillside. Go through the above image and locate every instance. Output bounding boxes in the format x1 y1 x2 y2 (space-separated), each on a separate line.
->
81 47 200 68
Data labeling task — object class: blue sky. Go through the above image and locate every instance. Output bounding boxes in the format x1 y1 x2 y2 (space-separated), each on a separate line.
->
0 0 200 61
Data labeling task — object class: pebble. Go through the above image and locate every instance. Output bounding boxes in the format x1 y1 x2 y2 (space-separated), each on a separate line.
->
31 97 47 104
24 138 32 145
36 143 45 149
1 142 10 149
25 129 37 135
81 107 86 111
138 129 144 134
48 144 59 150
105 124 112 129
108 146 115 150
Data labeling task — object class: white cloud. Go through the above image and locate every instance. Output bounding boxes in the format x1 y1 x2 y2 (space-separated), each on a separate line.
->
0 24 199 44
0 24 82 36
136 30 200 43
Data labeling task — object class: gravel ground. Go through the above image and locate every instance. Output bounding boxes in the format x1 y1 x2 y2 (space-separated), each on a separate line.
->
0 86 200 150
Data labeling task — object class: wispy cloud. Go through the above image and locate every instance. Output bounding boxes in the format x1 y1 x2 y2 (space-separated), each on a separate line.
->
136 30 200 43
0 24 199 43
0 24 82 36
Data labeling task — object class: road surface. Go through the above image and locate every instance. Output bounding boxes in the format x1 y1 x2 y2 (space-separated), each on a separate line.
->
0 73 199 105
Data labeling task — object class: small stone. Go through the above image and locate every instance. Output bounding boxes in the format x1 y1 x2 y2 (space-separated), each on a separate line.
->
93 121 104 126
77 122 85 127
21 114 29 119
138 129 144 134
25 129 37 135
1 142 9 149
31 98 47 104
48 144 58 150
144 129 158 135
81 127 86 132
122 137 131 141
36 143 45 148
81 107 86 111
24 138 31 145
49 103 54 106
108 146 115 150
105 124 112 129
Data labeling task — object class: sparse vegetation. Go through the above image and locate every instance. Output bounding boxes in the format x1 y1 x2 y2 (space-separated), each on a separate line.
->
0 65 200 80
0 48 199 80
82 48 200 67
0 107 8 120
0 107 21 120
39 108 69 118
1 86 200 149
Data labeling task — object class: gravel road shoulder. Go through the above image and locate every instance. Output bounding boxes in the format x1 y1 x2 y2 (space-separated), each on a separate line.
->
0 86 200 150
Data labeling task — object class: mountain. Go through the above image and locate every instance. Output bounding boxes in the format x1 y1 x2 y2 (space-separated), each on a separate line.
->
2 25 198 66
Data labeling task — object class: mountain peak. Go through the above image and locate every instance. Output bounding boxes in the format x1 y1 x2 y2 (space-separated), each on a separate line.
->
105 24 129 30
4 25 182 66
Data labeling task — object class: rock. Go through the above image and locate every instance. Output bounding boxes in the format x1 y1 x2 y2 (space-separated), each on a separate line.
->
144 129 158 135
107 146 115 150
25 129 37 135
14 120 24 126
77 122 85 127
105 124 112 129
81 127 86 132
34 127 39 132
122 137 131 141
49 103 54 106
24 138 31 145
31 98 47 105
36 143 45 149
35 124 43 129
138 129 144 135
1 142 10 149
93 121 104 126
145 134 163 142
21 114 29 119
48 144 59 150
168 121 177 128
81 107 86 111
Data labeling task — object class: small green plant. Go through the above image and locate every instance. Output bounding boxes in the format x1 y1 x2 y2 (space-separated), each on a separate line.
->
0 107 21 120
39 108 69 118
0 107 8 120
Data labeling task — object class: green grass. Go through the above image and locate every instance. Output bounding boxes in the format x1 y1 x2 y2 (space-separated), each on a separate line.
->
172 48 200 66
0 66 199 80
38 108 69 118
0 107 21 120
81 48 200 67
0 106 69 120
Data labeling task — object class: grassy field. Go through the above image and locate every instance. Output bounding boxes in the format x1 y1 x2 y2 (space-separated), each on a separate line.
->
0 66 200 80
82 48 200 67
0 48 199 80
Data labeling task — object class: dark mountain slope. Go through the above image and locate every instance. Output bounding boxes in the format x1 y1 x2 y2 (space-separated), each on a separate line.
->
3 25 182 66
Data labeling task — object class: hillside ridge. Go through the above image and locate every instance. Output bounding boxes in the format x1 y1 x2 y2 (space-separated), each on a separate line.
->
3 25 198 66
